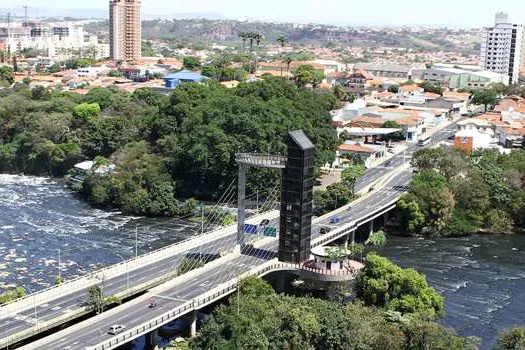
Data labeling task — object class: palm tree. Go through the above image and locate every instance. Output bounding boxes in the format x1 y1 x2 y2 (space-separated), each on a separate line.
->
277 35 288 48
239 32 249 53
282 56 293 78
277 36 289 76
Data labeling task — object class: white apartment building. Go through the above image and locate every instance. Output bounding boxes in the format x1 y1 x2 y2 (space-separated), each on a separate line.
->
480 12 525 84
0 21 109 60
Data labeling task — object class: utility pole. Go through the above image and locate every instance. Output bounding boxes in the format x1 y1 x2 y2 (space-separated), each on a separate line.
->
57 249 61 281
256 189 259 211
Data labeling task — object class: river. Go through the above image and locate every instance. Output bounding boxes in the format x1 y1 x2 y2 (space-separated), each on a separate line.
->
1 175 524 348
0 174 200 293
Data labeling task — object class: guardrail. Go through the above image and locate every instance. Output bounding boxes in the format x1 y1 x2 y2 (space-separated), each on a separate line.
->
85 260 293 350
0 210 280 320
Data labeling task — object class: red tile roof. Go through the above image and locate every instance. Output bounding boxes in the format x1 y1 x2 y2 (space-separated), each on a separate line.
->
339 143 376 154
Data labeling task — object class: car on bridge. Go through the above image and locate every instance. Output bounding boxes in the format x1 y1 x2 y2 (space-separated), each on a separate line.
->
329 217 341 224
108 324 126 335
320 227 331 234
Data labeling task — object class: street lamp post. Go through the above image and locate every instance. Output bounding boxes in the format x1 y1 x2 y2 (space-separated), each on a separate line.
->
57 249 61 282
24 285 37 329
115 254 129 290
135 226 138 259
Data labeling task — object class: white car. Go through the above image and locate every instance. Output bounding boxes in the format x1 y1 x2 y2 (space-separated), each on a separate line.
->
108 324 126 335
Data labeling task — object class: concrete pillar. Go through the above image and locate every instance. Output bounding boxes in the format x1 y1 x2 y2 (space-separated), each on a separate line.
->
369 220 374 237
276 272 285 293
345 229 355 248
236 163 246 252
190 310 198 338
145 330 159 350
383 212 389 227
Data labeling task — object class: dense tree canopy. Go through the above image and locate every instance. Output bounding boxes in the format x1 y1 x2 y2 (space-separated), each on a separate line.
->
191 276 475 350
0 76 338 216
399 147 525 235
357 254 444 318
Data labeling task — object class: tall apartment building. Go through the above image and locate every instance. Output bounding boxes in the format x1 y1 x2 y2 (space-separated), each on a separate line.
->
109 0 141 62
480 12 525 84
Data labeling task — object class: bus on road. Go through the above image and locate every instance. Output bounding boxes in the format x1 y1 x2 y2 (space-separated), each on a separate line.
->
418 134 432 146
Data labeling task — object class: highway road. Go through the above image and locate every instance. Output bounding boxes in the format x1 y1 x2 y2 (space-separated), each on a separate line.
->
5 121 459 349
19 168 416 350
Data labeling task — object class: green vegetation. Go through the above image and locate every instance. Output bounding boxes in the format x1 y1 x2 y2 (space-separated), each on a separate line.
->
86 285 105 314
0 287 26 304
398 147 525 236
190 276 476 350
472 89 498 112
341 164 366 197
496 326 525 350
293 64 325 88
0 77 338 216
357 254 444 317
419 81 443 95
314 182 353 215
314 165 365 216
0 65 14 86
182 56 202 70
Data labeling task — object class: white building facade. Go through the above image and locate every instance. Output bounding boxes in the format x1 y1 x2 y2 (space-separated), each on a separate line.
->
480 12 525 84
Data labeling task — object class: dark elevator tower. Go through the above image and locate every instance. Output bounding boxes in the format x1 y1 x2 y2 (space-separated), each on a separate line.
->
278 130 315 264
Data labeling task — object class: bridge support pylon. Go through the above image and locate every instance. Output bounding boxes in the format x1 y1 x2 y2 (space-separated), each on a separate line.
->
236 163 247 253
190 310 198 337
145 329 159 350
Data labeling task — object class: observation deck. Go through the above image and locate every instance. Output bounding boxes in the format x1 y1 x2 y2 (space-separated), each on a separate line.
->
235 153 287 169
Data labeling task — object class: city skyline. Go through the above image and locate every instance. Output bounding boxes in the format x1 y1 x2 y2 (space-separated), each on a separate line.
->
2 0 525 27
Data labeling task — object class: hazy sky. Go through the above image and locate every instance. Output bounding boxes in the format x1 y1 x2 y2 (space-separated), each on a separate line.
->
3 0 525 27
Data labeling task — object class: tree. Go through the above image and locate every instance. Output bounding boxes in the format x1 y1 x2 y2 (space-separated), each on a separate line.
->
382 120 405 141
484 209 513 233
357 254 444 318
472 89 498 112
397 195 426 233
183 56 201 70
333 84 347 101
314 182 353 215
47 63 61 74
0 65 14 85
293 64 325 88
73 103 101 123
341 164 365 196
86 285 105 314
282 55 293 77
496 327 525 350
419 81 443 95
367 230 387 247
388 85 399 93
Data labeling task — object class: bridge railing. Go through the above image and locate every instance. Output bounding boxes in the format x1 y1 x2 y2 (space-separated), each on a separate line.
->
235 153 287 167
85 260 294 350
0 210 280 320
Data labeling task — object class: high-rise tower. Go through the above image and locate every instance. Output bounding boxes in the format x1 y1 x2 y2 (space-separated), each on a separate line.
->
480 12 524 84
109 0 141 62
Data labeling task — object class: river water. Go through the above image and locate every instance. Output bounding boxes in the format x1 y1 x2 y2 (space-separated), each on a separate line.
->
1 175 524 348
0 174 200 293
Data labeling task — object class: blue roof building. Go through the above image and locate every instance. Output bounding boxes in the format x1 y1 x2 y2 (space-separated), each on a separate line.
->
162 70 207 89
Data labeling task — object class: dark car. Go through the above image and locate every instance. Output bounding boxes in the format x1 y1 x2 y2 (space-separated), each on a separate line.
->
320 227 331 234
259 219 270 226
148 301 157 308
